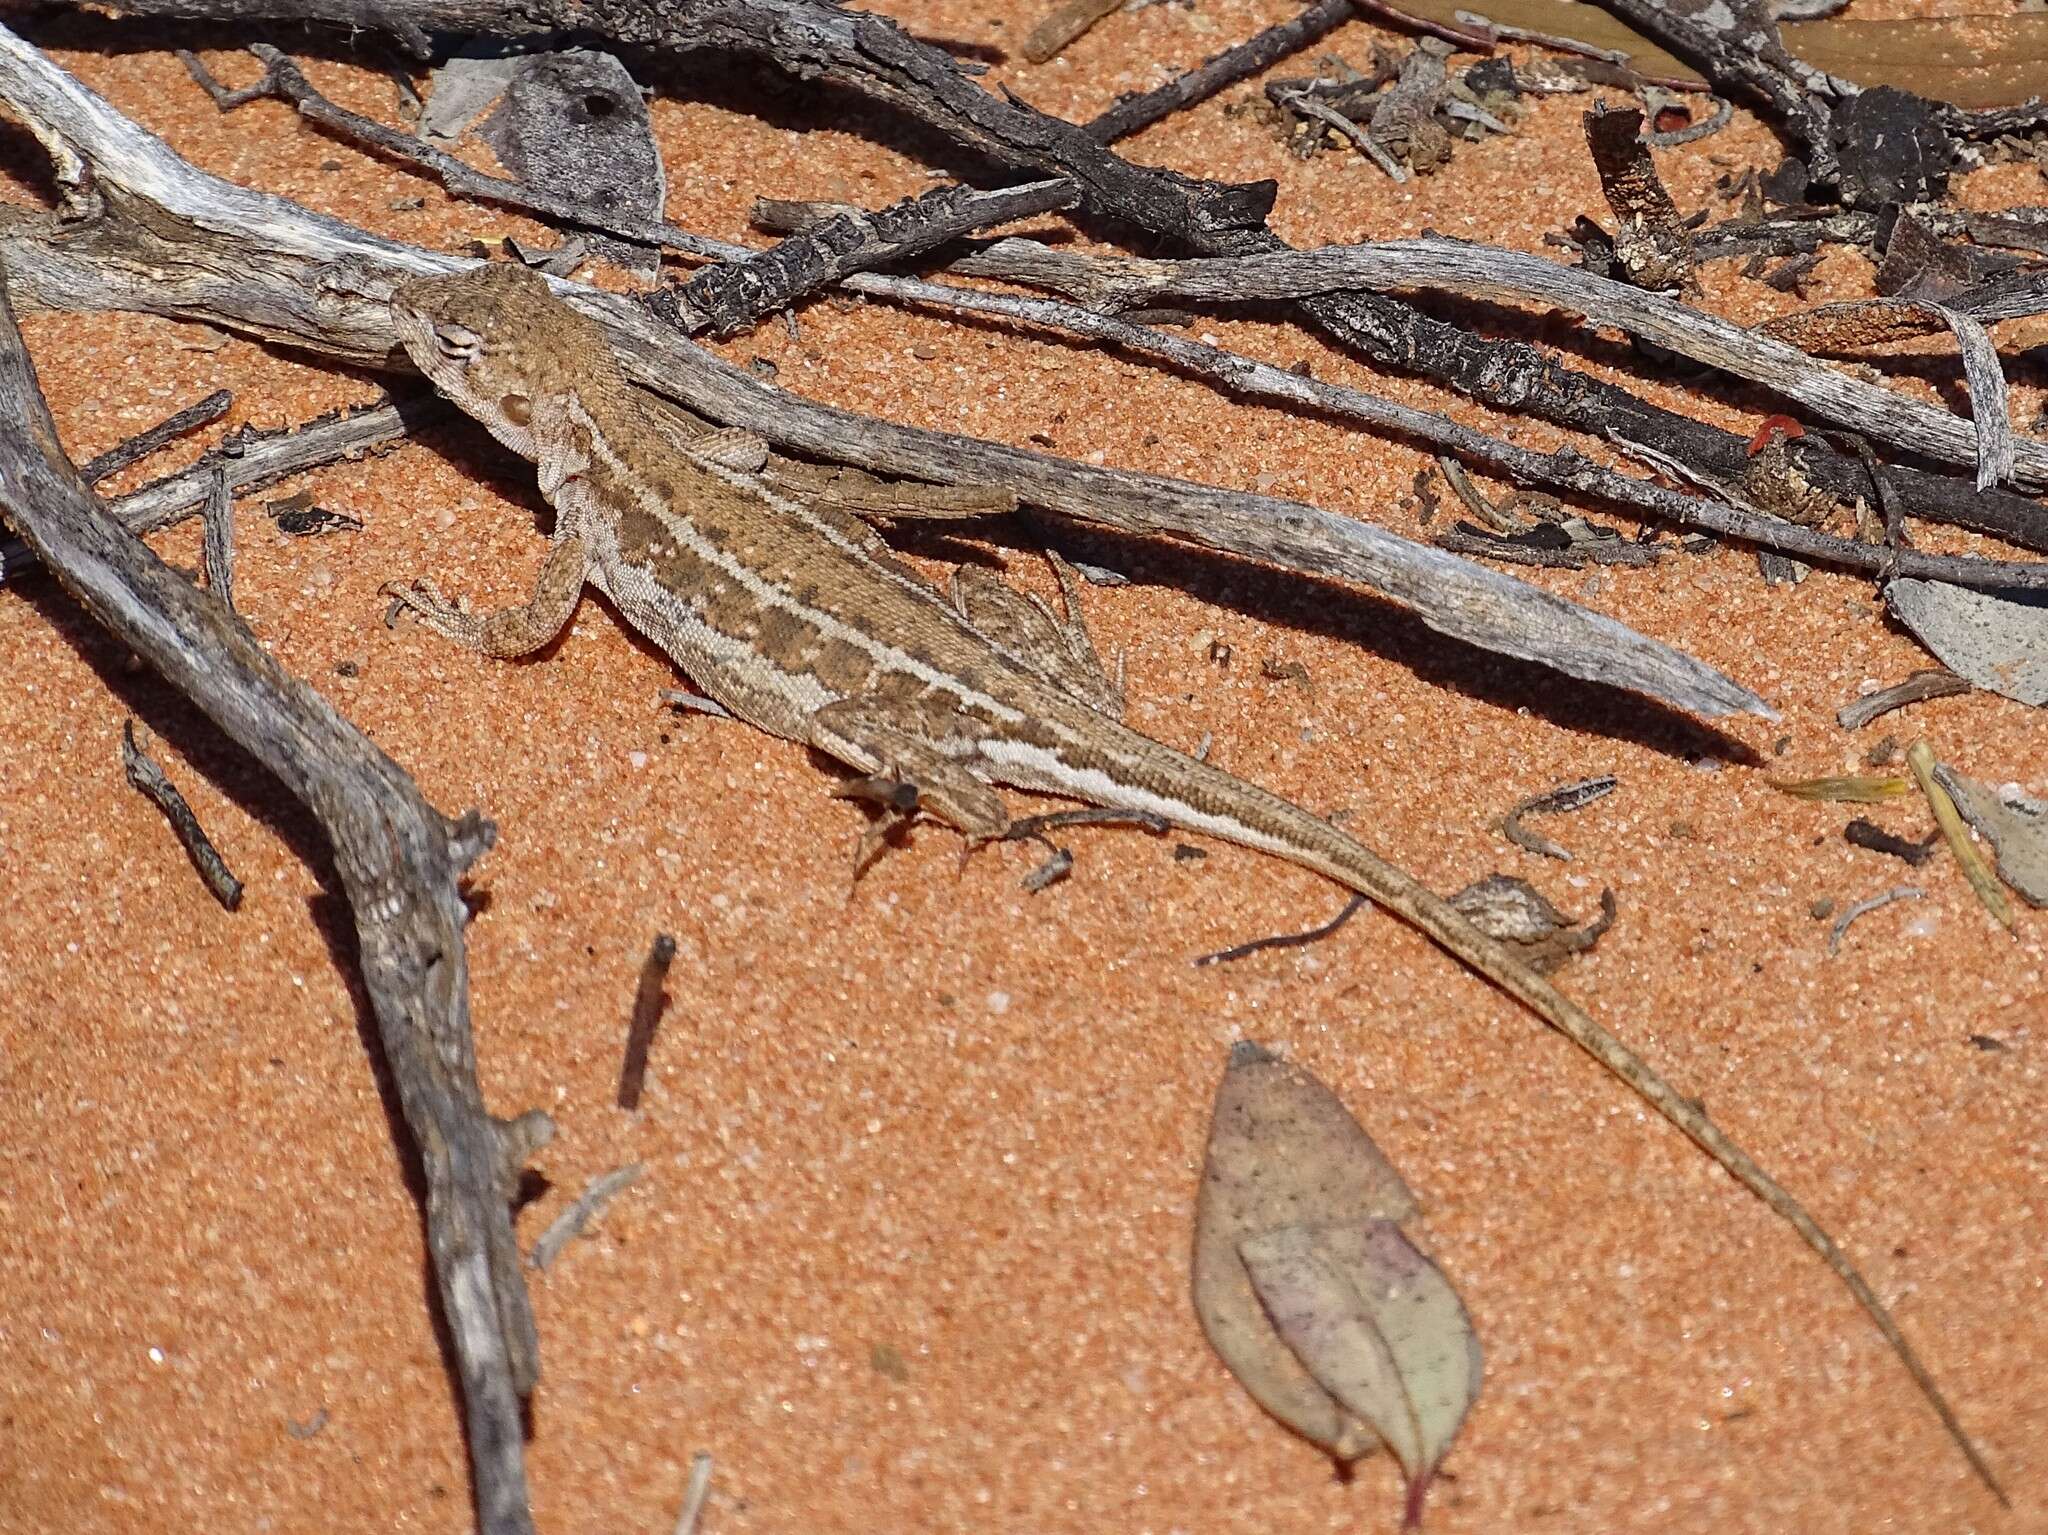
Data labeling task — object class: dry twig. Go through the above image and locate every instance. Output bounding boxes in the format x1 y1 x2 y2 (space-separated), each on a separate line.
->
0 274 545 1534
0 29 1771 722
120 718 244 909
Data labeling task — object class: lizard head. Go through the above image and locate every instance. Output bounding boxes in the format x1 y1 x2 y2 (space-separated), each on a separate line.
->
390 261 594 462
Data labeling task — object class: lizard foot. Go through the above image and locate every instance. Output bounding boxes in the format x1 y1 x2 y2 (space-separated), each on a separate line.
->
382 577 486 648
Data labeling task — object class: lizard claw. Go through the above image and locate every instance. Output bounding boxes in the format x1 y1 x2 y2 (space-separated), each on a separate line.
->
381 578 483 646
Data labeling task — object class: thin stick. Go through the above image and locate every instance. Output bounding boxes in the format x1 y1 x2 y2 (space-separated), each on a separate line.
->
1 398 434 588
672 1452 715 1535
121 718 245 910
1837 671 1971 731
617 933 678 1111
529 1164 646 1269
79 387 232 486
1083 0 1356 145
1827 886 1922 956
1271 86 1408 182
1194 894 1368 966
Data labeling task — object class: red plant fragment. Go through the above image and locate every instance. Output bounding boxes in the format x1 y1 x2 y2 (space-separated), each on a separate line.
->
1747 414 1806 455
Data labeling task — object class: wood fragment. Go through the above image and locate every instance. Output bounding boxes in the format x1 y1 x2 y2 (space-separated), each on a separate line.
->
79 388 232 486
199 463 234 608
530 1163 646 1269
1583 104 1696 290
0 271 545 1535
1501 775 1618 861
1886 580 2048 707
1021 0 1121 64
1018 845 1074 892
617 933 678 1111
1908 742 2015 934
1827 885 1923 955
1193 894 1367 967
1837 670 1971 731
1012 806 1173 839
1435 454 1517 532
672 1452 715 1535
672 181 1081 338
121 718 245 910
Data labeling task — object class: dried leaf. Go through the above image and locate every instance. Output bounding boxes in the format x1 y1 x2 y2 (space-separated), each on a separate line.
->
1237 1226 1420 1467
1193 1044 1481 1523
1767 775 1909 803
1933 766 2048 908
477 49 666 278
1886 580 2048 707
1907 742 2015 933
421 44 520 142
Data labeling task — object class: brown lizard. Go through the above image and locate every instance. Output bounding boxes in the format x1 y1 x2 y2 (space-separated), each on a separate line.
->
383 261 2000 1499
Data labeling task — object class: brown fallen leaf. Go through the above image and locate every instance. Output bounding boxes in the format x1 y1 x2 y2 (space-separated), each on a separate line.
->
1193 1043 1482 1526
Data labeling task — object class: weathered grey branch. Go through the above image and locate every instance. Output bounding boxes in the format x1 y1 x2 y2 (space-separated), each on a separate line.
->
764 248 2048 589
0 24 1769 719
70 0 2031 545
0 396 436 584
948 235 2048 494
0 271 542 1535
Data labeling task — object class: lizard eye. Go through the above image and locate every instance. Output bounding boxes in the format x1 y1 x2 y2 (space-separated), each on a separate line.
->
432 322 482 361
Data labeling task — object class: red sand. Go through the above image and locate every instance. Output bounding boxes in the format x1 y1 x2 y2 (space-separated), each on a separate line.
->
1 5 2042 1533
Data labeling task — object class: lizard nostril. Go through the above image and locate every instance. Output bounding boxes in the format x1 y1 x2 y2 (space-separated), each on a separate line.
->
501 394 533 426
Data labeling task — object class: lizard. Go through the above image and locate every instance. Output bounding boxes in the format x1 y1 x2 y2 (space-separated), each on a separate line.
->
382 260 2001 1500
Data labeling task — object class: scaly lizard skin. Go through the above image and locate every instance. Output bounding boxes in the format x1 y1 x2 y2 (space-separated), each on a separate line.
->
384 262 1997 1498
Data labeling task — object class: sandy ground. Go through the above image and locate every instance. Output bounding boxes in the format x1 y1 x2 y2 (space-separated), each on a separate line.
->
1 3 2043 1532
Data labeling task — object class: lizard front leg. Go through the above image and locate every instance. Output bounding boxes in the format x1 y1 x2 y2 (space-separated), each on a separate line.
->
383 533 592 659
384 449 596 659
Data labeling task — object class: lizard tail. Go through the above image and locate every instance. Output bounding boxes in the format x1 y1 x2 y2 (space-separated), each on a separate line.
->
1067 741 2007 1502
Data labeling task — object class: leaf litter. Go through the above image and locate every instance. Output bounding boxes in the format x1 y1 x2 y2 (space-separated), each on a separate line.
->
1193 1044 1481 1528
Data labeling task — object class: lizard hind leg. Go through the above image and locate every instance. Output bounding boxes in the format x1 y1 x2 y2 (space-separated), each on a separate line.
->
808 697 1011 871
947 550 1124 718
